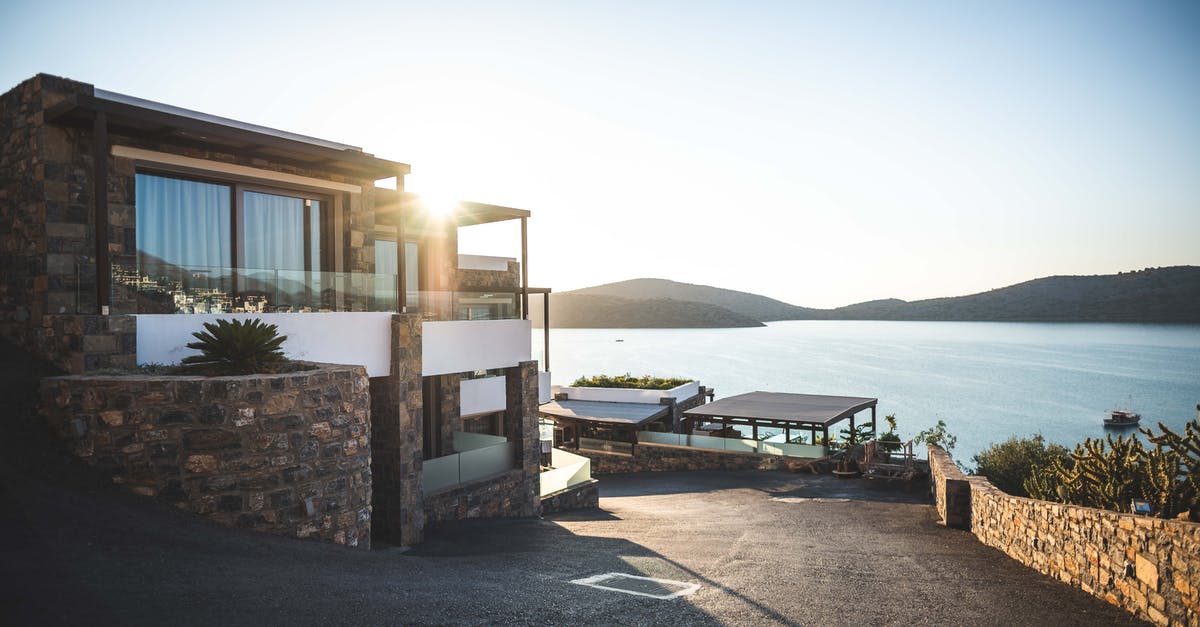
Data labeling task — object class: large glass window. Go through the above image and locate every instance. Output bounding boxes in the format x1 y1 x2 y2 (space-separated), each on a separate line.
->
135 173 232 272
131 172 332 314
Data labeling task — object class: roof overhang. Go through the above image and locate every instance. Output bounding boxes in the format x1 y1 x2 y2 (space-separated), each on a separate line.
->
683 392 877 427
374 189 531 227
540 400 670 427
45 89 410 180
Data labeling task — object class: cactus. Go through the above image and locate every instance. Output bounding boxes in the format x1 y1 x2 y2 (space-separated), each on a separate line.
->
1023 415 1199 519
1142 418 1200 519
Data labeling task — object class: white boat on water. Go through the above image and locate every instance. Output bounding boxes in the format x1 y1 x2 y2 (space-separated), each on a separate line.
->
1104 409 1141 428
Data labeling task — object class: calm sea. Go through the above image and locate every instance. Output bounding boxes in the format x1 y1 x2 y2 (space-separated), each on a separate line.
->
532 321 1200 464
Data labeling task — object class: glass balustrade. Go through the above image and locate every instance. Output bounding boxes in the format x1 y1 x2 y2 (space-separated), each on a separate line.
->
108 262 521 319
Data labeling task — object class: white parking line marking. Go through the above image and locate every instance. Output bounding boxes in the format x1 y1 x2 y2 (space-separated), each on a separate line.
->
570 573 701 599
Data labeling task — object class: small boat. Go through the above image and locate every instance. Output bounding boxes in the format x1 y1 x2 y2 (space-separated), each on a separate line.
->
1104 410 1141 428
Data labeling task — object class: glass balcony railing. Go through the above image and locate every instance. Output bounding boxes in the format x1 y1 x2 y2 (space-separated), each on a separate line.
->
422 431 517 493
109 262 521 319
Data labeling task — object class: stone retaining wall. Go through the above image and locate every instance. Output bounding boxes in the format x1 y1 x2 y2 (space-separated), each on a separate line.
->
424 469 539 524
39 364 373 548
540 479 600 515
577 441 816 475
928 444 1200 626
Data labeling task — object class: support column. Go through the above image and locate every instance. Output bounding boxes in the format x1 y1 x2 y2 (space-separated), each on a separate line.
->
504 360 540 517
870 405 877 437
520 217 529 320
92 111 110 314
369 314 425 545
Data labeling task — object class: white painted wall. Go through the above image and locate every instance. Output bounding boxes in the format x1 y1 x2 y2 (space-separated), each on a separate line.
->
460 376 507 417
135 312 393 377
457 254 515 271
538 371 552 404
555 381 700 404
422 319 531 376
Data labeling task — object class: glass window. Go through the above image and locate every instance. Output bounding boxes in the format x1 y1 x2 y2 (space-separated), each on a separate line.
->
135 173 232 272
242 191 317 271
375 239 398 311
405 241 420 310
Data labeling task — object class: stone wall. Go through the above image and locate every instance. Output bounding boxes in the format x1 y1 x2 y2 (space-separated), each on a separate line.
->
369 314 424 546
928 444 1200 626
424 468 540 523
927 444 971 529
39 363 373 548
457 260 520 290
540 479 600 515
577 441 816 475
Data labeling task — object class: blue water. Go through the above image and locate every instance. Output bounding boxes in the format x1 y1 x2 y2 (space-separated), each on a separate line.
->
532 321 1200 464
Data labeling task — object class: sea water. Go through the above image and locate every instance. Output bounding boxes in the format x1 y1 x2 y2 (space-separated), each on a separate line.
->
532 321 1200 464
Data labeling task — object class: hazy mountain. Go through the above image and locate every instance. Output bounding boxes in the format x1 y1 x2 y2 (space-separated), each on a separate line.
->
530 293 763 328
567 278 824 321
537 267 1200 327
834 266 1200 322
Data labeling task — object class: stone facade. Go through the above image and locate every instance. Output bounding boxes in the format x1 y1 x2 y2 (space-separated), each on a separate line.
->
39 364 373 548
1 74 385 374
928 444 1200 626
369 313 424 546
540 479 600 515
457 260 520 290
578 441 816 475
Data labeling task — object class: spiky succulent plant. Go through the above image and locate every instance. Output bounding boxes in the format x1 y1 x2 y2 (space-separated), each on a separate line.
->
179 318 288 376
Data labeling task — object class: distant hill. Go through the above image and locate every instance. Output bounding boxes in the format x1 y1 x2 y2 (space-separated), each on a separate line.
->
567 278 823 321
536 267 1200 327
529 293 763 328
833 266 1200 322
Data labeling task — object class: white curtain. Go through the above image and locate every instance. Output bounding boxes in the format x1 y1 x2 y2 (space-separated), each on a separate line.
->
242 191 306 271
135 173 231 270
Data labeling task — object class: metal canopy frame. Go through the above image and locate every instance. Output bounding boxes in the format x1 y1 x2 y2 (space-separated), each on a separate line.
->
683 391 878 445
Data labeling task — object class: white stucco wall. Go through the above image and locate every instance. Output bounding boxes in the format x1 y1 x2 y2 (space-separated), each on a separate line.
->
555 380 700 404
421 319 532 376
460 376 507 417
135 312 393 377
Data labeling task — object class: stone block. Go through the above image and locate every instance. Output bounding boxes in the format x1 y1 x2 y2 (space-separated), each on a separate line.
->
1136 554 1159 590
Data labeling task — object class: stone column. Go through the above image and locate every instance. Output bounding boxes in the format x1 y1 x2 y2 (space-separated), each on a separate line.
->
504 360 541 517
369 313 425 545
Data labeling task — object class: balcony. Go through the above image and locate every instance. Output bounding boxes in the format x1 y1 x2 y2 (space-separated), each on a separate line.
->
422 431 517 493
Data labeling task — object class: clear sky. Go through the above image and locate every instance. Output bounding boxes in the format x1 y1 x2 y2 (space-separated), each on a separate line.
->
3 0 1198 308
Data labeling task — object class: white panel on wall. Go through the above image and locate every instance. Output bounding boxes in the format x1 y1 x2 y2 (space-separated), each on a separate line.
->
422 319 531 376
136 312 393 377
460 376 507 417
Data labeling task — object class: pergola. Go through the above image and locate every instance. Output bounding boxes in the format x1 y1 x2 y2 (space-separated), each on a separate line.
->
682 391 878 445
538 399 671 450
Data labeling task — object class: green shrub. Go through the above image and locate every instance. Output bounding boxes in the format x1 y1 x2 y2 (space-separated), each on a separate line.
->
570 373 692 390
915 419 957 453
970 435 1070 497
179 318 289 376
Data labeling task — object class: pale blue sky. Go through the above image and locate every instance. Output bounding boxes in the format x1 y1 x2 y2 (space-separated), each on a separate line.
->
3 0 1197 307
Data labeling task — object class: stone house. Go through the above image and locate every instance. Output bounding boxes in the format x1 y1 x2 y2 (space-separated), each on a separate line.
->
1 73 552 546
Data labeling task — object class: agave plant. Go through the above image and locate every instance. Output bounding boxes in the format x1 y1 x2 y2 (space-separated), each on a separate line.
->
180 318 288 376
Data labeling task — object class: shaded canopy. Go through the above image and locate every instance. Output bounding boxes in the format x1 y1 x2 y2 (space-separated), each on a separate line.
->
539 400 670 427
683 392 877 427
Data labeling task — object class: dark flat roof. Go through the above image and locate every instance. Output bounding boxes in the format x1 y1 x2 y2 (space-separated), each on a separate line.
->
46 89 410 180
683 392 877 427
540 400 669 427
375 190 531 226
